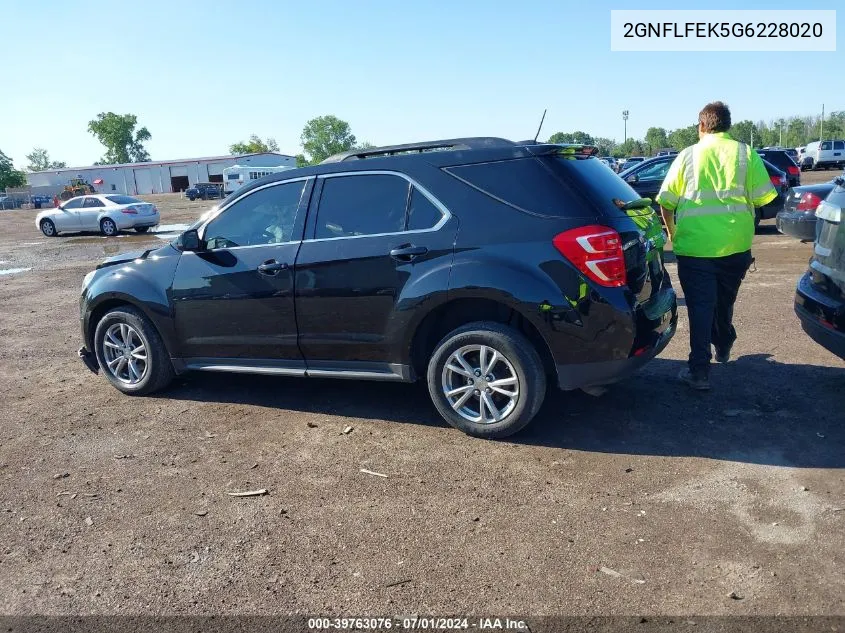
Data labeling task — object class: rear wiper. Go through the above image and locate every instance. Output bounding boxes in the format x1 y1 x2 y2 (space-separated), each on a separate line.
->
614 197 653 211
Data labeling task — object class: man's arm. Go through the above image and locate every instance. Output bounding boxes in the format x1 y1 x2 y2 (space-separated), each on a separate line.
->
660 206 676 240
654 150 687 242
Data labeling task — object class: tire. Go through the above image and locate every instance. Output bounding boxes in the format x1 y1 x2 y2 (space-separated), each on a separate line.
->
93 306 174 396
188 196 195 201
135 226 150 233
40 218 57 237
426 321 546 439
100 217 117 236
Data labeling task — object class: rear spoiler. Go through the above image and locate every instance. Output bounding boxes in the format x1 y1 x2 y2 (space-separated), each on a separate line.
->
523 143 600 158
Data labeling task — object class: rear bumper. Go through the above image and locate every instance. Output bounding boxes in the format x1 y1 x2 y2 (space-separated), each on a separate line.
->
796 305 845 360
776 210 817 241
556 310 677 391
795 274 845 360
120 212 160 229
78 346 99 374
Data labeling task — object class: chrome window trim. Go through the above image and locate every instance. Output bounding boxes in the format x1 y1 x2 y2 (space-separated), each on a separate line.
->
304 170 452 243
191 177 312 252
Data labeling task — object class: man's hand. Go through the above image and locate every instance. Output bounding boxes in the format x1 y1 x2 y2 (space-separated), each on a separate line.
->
660 206 676 241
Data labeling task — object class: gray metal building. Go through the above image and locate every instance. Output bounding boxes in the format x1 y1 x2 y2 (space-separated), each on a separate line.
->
26 152 296 196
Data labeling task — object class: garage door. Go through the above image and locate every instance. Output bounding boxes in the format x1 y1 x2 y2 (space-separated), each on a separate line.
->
207 162 226 177
169 165 188 177
133 169 153 194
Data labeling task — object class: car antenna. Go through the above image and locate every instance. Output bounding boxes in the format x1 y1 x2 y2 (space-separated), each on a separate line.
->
533 109 547 143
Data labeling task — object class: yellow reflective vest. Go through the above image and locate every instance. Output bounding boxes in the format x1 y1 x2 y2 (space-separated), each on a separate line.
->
655 132 778 258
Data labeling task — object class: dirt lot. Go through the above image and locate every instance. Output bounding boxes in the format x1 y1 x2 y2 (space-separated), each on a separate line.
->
0 178 843 619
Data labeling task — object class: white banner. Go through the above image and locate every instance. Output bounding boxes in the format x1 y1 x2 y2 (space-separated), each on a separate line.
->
610 10 836 52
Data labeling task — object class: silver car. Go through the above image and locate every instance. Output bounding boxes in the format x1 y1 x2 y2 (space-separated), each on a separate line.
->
35 194 160 237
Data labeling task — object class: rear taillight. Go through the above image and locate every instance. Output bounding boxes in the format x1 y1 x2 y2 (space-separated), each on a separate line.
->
770 175 784 187
787 165 800 176
796 192 822 212
122 206 138 215
553 225 626 288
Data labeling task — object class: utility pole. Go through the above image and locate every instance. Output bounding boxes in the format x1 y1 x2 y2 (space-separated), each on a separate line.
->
622 110 629 146
820 104 825 140
779 122 783 147
750 126 754 149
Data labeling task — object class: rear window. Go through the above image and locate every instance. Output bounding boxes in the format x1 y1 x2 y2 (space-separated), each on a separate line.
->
444 157 603 218
105 195 141 205
759 151 797 169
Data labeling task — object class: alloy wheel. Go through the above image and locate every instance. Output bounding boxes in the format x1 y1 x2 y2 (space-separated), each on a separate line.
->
441 344 520 424
102 323 148 385
102 219 116 236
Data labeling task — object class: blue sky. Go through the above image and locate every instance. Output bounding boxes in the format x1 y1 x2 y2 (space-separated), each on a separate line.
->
3 0 841 167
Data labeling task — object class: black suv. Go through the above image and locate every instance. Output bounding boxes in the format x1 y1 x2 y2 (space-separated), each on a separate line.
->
794 179 845 360
77 138 677 439
756 149 801 188
185 182 223 201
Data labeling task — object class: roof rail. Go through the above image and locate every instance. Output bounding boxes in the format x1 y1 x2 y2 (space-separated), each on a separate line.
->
320 137 516 164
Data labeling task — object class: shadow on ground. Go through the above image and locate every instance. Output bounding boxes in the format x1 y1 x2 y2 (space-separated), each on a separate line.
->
161 353 844 468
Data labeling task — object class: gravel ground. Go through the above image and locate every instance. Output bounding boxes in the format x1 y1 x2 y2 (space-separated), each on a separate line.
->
0 182 843 619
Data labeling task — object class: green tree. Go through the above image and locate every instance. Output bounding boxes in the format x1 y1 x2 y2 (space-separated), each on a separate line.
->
87 113 151 164
299 115 356 165
229 134 280 155
614 139 645 158
668 125 699 151
547 131 594 145
592 137 617 156
0 150 26 190
25 147 66 172
644 127 669 155
730 120 757 146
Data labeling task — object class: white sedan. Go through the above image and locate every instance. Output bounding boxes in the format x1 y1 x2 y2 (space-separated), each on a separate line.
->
35 194 160 237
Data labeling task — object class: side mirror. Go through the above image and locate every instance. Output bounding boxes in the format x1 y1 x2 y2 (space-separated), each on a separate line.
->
626 175 639 184
179 229 203 252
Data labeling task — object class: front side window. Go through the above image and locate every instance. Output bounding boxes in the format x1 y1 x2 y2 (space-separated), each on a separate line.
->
62 198 84 209
315 174 409 239
821 141 832 151
227 174 239 181
204 180 306 249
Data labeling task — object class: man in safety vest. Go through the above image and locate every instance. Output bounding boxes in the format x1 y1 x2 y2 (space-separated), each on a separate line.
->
655 101 777 391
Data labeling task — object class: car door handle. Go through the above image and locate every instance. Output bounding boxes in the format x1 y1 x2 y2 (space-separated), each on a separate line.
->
389 245 428 261
257 260 288 275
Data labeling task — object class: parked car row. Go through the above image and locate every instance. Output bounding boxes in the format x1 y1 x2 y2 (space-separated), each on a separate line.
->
617 154 789 230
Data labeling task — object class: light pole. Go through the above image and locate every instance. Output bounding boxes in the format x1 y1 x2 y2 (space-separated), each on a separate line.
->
622 110 629 146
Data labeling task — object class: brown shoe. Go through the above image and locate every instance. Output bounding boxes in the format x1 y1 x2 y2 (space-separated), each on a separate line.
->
679 367 711 391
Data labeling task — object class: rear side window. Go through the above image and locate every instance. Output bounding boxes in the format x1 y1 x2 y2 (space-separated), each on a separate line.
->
407 187 442 230
106 195 141 205
835 141 845 150
445 157 597 218
315 174 409 239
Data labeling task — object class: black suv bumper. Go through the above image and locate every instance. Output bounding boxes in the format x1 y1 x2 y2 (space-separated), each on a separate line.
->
556 288 678 390
795 273 845 360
